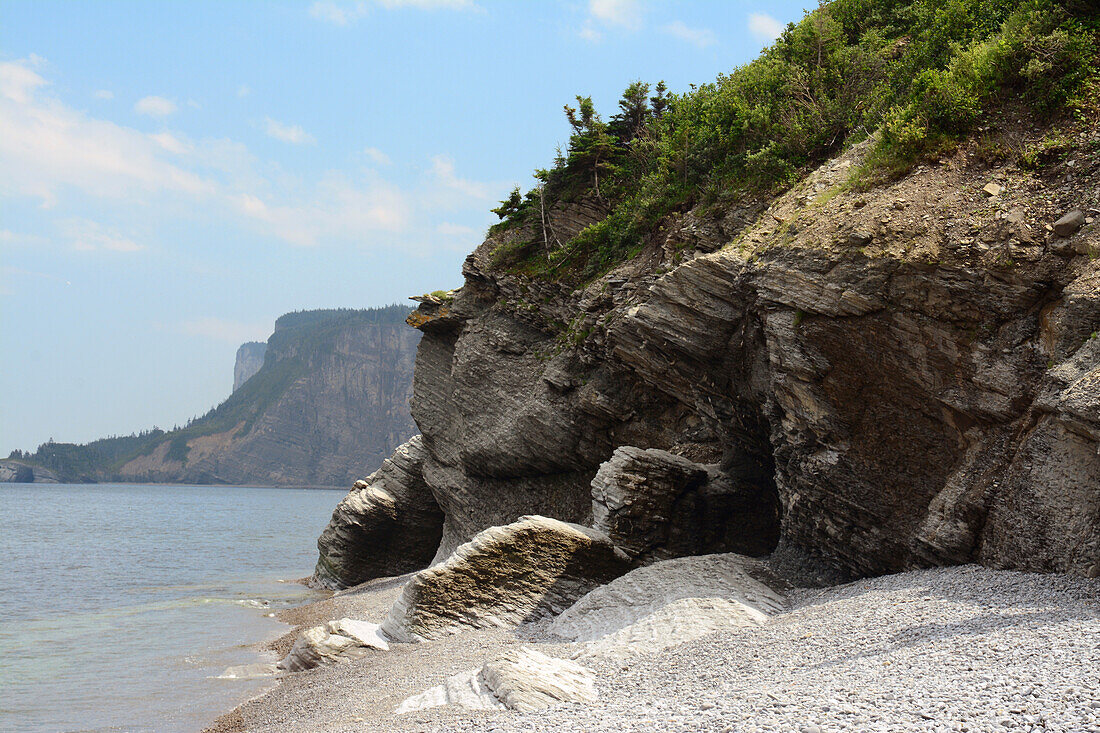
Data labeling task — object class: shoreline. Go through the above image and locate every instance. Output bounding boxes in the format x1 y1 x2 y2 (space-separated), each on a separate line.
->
200 564 1100 733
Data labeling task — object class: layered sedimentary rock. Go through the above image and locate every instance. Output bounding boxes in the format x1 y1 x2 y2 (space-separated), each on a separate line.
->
318 122 1099 584
590 446 778 561
381 516 632 642
312 436 443 589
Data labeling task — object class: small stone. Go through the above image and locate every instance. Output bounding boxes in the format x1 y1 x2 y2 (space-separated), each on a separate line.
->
849 230 874 247
1053 210 1085 237
700 702 716 710
983 183 1003 197
801 726 823 733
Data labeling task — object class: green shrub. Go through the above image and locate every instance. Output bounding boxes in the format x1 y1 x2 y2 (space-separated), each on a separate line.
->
492 0 1097 283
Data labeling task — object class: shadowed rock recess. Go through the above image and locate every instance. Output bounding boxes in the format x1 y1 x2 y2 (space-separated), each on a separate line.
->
315 120 1100 586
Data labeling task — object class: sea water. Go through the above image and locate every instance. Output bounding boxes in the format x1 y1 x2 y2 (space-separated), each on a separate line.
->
0 483 345 733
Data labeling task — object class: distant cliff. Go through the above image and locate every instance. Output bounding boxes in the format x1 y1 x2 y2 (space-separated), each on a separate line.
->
2 306 420 487
233 342 267 392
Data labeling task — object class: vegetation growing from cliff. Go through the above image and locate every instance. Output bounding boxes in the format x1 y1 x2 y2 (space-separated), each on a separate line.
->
491 0 1098 282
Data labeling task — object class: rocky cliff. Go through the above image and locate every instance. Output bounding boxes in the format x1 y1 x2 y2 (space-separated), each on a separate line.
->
3 306 420 487
233 342 267 392
316 115 1099 587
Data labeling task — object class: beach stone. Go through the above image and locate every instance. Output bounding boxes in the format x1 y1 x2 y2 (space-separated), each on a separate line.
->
380 515 633 642
848 230 874 247
311 436 444 589
276 618 389 672
983 182 1003 197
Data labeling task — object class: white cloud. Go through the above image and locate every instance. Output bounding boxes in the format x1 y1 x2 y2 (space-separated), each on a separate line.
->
0 56 497 255
93 89 114 100
62 219 143 253
748 12 783 43
0 60 47 104
310 0 477 25
148 132 191 155
0 62 213 206
264 117 315 145
363 146 391 166
237 84 251 98
663 20 715 48
431 155 490 200
134 96 177 117
181 317 270 344
588 0 641 29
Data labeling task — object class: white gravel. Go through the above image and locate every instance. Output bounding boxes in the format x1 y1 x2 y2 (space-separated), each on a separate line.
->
440 566 1100 733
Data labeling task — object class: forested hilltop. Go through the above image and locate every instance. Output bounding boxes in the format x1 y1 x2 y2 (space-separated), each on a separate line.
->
491 0 1096 282
2 305 419 487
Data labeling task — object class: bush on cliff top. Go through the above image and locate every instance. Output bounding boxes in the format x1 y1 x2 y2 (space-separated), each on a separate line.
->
491 0 1097 283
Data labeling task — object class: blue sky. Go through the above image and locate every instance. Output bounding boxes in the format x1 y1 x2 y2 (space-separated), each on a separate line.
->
0 0 813 454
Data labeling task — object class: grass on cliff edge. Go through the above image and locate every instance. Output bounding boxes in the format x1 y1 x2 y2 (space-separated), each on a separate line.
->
490 0 1098 284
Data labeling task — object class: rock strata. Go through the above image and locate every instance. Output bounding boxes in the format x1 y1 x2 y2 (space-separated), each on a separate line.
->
590 447 778 561
380 516 633 642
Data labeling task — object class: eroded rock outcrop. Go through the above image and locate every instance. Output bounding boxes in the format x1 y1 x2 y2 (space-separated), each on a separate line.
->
316 119 1100 585
312 436 443 589
591 446 778 561
381 515 632 642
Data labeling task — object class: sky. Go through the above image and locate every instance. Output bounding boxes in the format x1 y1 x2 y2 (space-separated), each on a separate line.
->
0 0 814 454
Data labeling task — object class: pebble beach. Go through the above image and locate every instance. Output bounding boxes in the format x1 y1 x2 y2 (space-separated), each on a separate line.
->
207 565 1100 733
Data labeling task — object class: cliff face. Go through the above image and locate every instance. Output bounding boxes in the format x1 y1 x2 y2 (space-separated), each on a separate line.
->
233 342 267 392
3 307 420 487
317 117 1099 586
117 309 421 487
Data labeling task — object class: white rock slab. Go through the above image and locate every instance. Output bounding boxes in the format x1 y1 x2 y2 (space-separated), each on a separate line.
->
395 668 504 713
277 618 389 672
547 553 785 660
395 647 597 714
482 647 597 712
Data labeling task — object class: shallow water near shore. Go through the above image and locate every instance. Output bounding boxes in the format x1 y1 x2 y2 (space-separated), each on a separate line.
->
0 482 344 733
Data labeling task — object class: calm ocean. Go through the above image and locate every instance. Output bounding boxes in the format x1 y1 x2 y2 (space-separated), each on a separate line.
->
0 482 345 733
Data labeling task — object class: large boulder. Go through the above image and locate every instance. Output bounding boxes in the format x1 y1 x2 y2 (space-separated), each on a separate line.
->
591 446 779 561
312 436 444 589
381 515 633 642
276 618 389 672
